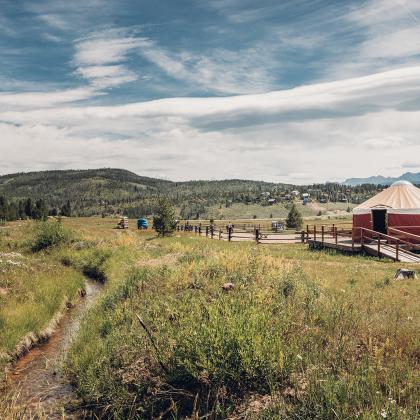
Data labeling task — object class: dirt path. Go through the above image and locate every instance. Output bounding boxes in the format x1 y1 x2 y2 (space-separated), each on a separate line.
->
4 279 103 418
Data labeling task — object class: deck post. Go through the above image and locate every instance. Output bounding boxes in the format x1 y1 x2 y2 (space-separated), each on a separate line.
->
219 229 222 240
210 225 214 239
314 226 317 242
335 226 338 245
301 230 305 243
228 226 232 242
321 225 325 244
206 226 209 237
377 235 381 258
396 240 399 261
255 228 259 244
306 225 309 240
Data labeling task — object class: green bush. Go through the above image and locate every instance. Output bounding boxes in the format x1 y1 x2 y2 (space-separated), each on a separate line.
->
31 221 74 252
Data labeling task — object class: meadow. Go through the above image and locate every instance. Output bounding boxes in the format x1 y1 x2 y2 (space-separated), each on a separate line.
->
0 217 419 418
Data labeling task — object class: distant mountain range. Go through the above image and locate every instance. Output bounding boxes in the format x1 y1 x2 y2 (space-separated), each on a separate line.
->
343 172 420 186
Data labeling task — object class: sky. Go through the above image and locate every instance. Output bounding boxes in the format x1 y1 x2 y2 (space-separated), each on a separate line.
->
1 0 420 184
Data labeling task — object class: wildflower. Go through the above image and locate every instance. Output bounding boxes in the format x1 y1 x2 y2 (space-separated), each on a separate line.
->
380 409 387 418
296 354 303 360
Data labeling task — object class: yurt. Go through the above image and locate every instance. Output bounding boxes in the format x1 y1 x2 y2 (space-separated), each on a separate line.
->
352 181 420 241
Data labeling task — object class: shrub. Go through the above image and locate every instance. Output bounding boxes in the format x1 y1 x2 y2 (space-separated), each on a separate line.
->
31 221 74 252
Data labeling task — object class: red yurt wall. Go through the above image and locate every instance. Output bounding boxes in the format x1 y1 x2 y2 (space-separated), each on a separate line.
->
388 213 420 237
352 213 371 241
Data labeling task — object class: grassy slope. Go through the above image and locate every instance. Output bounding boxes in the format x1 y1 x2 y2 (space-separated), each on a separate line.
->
205 202 355 220
0 168 365 219
63 219 419 419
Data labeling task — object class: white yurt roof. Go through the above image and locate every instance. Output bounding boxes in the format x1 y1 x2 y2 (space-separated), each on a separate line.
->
354 181 420 215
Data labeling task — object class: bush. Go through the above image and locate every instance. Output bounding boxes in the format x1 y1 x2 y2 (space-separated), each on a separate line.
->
32 221 74 252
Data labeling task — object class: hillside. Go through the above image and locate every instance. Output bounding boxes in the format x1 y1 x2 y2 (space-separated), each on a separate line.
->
0 168 380 219
343 171 420 186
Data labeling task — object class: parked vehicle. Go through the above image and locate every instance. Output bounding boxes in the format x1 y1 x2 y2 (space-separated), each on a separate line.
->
137 218 148 229
271 221 285 231
116 216 129 229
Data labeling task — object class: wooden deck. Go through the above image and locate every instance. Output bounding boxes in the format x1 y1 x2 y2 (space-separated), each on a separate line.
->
307 236 362 253
308 236 420 263
363 243 420 263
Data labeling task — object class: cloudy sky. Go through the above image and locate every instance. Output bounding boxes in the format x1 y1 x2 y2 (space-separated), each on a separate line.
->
1 0 420 183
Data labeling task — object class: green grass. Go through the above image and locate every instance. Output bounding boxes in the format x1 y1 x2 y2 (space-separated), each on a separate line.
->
1 218 418 418
64 224 419 419
205 201 355 220
0 220 109 381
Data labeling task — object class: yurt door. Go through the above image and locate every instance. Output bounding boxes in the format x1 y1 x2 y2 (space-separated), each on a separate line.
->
372 209 387 234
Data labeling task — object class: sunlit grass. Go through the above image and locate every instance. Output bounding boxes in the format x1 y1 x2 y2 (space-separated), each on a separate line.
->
63 220 419 419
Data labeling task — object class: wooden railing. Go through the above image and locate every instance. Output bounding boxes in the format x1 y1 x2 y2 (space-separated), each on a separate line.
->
176 224 306 244
359 227 420 261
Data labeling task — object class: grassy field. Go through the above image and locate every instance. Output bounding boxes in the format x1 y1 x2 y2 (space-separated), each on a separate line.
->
62 219 419 419
1 217 419 418
205 201 355 220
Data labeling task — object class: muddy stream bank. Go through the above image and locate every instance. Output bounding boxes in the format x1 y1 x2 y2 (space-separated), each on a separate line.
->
4 279 103 418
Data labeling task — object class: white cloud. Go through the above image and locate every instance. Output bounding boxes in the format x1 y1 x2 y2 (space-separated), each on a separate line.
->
328 0 420 79
2 65 420 123
72 28 148 89
0 87 97 110
1 65 420 182
75 65 137 88
38 13 68 30
73 31 148 66
138 41 275 94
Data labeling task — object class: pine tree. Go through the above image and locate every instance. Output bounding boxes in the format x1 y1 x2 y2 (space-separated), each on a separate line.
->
61 200 72 217
33 199 48 220
286 204 303 229
153 198 176 237
24 198 33 219
0 196 7 221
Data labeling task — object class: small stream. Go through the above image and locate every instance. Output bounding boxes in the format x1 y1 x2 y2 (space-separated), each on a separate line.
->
5 279 102 418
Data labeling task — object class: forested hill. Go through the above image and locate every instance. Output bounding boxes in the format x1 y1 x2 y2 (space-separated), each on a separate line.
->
0 168 381 219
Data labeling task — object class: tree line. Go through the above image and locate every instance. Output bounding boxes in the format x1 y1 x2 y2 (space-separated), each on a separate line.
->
0 195 72 221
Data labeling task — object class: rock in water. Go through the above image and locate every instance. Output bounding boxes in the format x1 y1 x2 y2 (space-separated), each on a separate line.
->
395 268 417 280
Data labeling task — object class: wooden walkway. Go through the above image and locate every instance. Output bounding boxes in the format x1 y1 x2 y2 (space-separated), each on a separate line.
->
308 235 420 263
363 243 420 263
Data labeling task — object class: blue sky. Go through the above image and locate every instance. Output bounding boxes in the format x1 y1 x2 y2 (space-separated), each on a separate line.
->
1 0 420 183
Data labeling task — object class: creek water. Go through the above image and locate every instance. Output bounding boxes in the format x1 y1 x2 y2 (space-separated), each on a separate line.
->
5 279 102 418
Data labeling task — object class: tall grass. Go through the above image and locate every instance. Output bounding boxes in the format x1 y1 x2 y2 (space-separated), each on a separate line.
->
67 239 419 419
61 248 112 282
